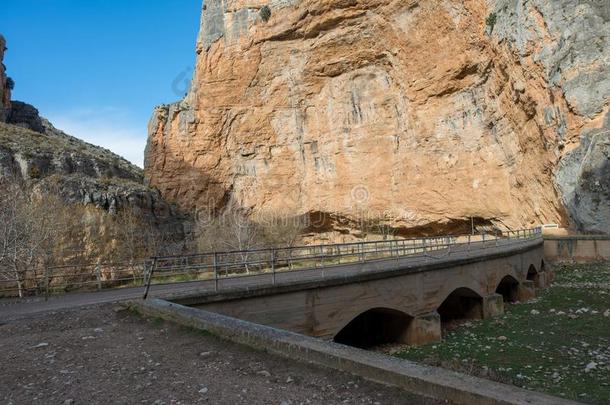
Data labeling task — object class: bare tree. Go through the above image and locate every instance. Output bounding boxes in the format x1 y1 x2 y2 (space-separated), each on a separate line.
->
196 209 306 252
194 208 307 275
255 211 307 248
0 181 67 297
0 178 185 296
112 208 182 259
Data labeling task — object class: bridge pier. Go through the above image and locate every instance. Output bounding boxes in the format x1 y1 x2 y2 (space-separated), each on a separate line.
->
482 294 504 318
401 312 441 346
534 271 553 289
517 280 536 302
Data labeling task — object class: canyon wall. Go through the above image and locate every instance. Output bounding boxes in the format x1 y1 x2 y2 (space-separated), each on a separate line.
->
145 0 610 238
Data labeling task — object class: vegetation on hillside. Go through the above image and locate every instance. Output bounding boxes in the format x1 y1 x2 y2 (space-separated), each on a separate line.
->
259 5 271 22
0 180 171 297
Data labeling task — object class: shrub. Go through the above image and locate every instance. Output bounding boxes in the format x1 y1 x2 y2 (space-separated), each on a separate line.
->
6 77 15 91
260 5 271 22
486 13 497 31
99 176 113 187
28 165 41 179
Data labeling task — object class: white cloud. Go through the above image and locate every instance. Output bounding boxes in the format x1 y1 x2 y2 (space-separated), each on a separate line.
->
45 107 147 167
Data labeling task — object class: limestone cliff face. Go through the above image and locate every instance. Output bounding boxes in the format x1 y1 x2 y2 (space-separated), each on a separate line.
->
146 0 610 237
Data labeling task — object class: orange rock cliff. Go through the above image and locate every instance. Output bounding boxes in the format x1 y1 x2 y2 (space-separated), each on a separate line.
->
0 35 12 121
145 0 610 238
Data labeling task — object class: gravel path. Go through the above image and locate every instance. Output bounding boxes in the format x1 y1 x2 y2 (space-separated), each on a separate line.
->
0 305 443 405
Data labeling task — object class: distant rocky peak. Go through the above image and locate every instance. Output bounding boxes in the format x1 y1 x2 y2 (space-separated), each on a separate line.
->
6 101 45 133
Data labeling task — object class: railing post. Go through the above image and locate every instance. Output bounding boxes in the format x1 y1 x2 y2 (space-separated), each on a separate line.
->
271 249 276 285
213 252 219 292
143 258 157 300
95 263 102 291
360 242 364 262
468 235 471 252
320 246 325 268
44 266 50 301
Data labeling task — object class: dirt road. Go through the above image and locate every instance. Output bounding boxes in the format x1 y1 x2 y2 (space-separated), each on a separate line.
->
0 304 441 405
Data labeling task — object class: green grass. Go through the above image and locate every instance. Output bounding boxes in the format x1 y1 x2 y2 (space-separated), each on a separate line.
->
150 317 165 328
395 263 610 404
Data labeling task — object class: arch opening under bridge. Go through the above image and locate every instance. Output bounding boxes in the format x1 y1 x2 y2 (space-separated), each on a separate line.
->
333 307 413 349
527 264 539 284
437 287 483 329
496 275 520 303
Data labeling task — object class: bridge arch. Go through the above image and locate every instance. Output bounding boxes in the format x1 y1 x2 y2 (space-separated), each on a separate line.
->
527 264 539 283
495 275 519 303
437 287 483 328
333 307 413 349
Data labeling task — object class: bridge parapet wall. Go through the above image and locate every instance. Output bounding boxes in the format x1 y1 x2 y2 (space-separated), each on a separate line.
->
544 236 610 262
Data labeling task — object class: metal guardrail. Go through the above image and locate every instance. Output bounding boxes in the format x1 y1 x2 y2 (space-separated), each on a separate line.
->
142 227 542 298
0 261 149 298
0 227 542 298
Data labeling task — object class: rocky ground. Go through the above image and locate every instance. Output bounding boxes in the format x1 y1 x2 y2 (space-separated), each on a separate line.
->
394 262 610 405
0 305 442 405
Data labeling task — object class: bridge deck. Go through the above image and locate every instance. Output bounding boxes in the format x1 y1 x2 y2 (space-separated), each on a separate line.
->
0 237 541 322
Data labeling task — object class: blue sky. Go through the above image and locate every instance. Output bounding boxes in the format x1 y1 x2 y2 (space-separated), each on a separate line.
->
1 0 201 166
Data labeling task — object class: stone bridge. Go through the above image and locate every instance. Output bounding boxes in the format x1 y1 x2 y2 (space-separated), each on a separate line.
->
166 233 551 348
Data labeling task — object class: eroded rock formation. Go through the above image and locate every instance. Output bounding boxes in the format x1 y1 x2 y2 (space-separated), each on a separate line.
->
145 0 610 238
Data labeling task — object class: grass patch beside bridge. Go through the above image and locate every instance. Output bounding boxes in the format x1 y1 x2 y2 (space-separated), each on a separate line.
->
394 262 610 404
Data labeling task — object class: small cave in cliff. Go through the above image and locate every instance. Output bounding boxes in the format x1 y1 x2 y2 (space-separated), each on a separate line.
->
302 212 500 242
305 211 338 234
394 217 498 238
